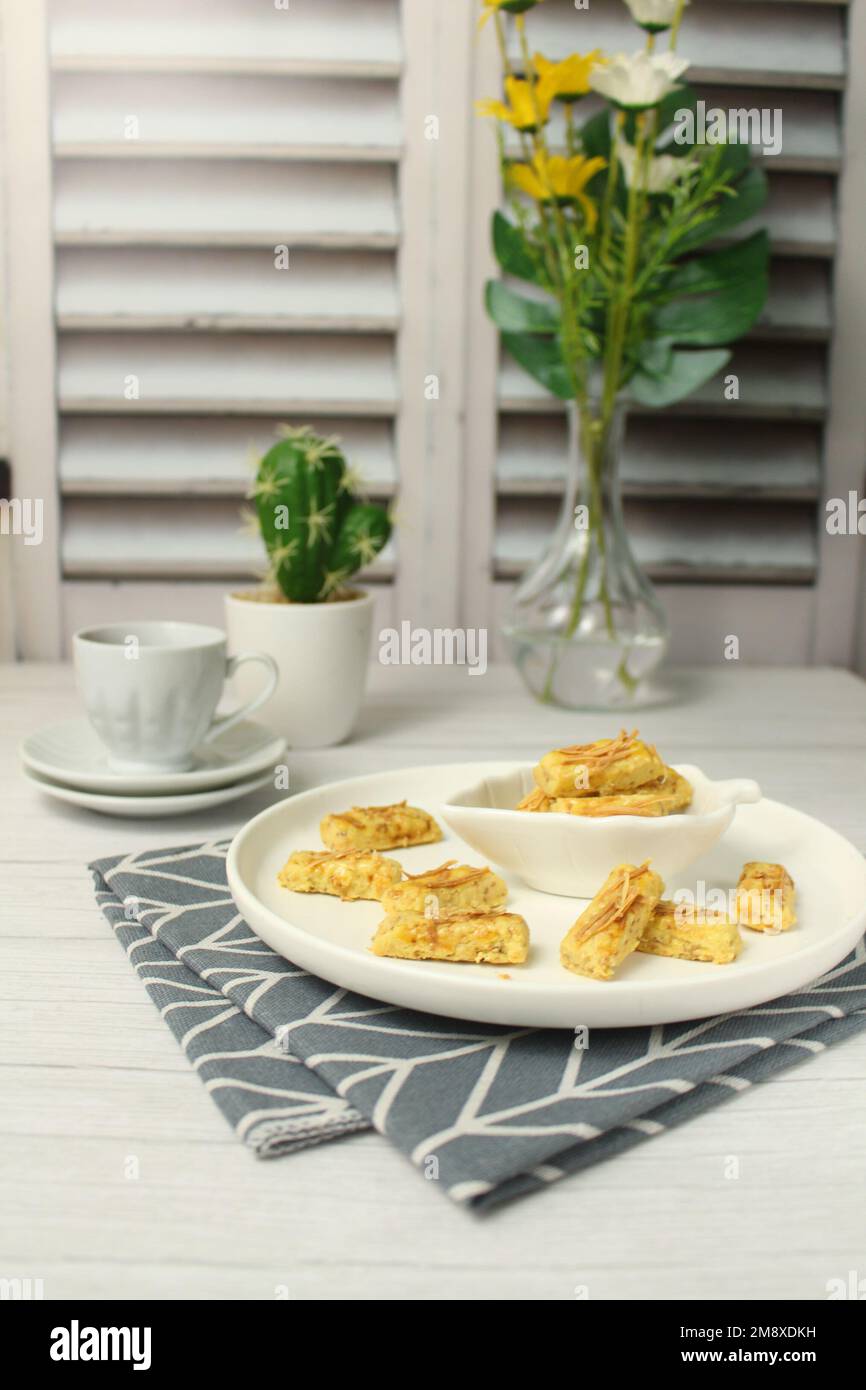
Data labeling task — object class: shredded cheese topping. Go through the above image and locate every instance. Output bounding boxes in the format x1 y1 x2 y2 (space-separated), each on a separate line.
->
403 860 490 888
551 729 641 767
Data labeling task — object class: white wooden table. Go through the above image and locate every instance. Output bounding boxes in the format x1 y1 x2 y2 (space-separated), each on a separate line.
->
3 662 866 1302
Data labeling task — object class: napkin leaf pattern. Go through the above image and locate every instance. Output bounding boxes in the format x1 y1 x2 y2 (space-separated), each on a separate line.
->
91 841 866 1210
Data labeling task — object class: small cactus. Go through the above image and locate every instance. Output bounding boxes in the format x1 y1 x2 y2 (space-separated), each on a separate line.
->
250 426 391 603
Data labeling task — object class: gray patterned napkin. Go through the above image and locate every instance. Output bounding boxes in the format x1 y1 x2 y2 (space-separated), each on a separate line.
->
91 840 866 1210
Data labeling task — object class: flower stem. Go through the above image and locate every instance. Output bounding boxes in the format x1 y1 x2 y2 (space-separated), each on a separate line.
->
597 111 622 276
669 1 687 49
542 104 651 705
539 405 614 704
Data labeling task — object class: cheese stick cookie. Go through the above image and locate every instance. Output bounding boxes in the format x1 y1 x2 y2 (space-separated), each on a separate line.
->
516 787 552 812
320 801 442 852
560 862 664 981
371 910 529 965
638 901 742 964
380 860 507 918
278 849 402 902
736 862 797 932
533 729 664 799
518 768 692 818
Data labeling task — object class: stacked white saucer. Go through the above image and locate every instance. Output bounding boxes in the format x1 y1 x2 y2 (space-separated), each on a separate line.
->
20 618 286 818
21 719 287 818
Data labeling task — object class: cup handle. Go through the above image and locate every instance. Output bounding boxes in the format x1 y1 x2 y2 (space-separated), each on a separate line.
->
203 651 279 743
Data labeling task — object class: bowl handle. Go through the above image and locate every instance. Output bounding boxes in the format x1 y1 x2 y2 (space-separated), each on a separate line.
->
713 777 762 806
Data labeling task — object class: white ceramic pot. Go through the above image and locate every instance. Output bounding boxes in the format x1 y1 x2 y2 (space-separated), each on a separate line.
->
224 589 374 748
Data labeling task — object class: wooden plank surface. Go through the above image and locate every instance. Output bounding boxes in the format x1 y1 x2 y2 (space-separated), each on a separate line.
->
1 661 865 1300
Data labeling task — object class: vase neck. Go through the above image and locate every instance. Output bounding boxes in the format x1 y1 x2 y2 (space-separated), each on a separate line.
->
565 401 625 512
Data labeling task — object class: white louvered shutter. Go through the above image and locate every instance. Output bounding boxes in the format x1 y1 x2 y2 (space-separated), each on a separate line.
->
4 0 864 663
482 0 852 650
47 0 401 630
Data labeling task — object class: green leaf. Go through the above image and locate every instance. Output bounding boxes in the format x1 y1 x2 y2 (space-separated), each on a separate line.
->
579 109 612 199
492 211 543 285
485 279 559 334
653 280 766 345
580 108 612 162
654 83 698 146
677 166 768 252
502 332 573 400
629 347 731 407
651 231 769 345
714 140 751 180
664 230 768 296
637 338 674 377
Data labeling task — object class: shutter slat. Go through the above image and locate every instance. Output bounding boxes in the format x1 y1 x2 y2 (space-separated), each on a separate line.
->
56 248 399 333
59 417 396 494
497 417 821 499
62 579 396 652
62 498 396 580
682 85 841 171
49 0 402 66
736 174 834 256
54 161 398 247
58 334 397 415
52 57 402 80
511 0 845 88
514 87 841 174
52 73 401 161
56 143 401 164
500 343 827 419
756 260 831 339
494 498 816 583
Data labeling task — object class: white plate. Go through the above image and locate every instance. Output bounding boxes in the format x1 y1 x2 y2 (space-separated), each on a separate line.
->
20 718 286 794
227 761 866 1029
23 765 276 818
442 763 761 896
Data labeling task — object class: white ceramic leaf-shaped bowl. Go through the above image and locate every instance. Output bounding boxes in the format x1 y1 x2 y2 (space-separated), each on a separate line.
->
440 763 762 897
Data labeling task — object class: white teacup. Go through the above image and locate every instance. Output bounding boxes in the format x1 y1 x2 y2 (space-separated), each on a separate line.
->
73 621 279 772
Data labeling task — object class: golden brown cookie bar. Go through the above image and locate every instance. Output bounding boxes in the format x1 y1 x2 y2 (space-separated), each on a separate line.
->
558 768 691 818
533 729 664 799
518 768 692 818
638 901 742 964
277 849 402 902
560 862 664 981
320 800 442 852
736 862 797 932
371 910 529 965
380 860 507 918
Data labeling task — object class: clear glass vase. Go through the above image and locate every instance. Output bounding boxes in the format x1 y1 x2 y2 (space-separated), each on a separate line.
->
502 400 669 709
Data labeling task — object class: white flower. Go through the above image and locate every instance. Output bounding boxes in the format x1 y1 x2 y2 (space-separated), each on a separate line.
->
623 0 687 32
589 50 689 111
615 135 694 192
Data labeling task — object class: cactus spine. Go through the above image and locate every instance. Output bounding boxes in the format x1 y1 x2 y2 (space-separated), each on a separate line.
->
251 426 391 603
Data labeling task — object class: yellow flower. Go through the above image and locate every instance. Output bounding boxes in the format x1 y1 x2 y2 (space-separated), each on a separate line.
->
509 151 606 227
478 0 544 30
476 75 552 132
534 51 604 104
